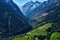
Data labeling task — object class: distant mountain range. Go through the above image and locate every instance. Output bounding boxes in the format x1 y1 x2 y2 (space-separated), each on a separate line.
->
22 1 41 15
0 0 32 38
22 0 60 19
21 0 60 28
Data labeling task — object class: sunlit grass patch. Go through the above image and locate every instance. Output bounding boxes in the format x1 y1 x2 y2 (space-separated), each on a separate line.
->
50 32 60 40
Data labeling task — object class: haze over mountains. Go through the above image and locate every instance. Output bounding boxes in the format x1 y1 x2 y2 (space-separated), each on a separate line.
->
22 0 60 19
22 0 60 30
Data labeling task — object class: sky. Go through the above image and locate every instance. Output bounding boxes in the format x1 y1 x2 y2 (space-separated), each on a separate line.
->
13 0 47 6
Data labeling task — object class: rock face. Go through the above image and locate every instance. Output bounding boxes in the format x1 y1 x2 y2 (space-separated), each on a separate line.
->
0 0 32 38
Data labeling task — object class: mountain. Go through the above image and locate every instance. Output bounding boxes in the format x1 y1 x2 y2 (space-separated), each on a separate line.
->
25 1 48 19
12 1 60 40
23 0 60 19
22 1 41 15
27 1 60 28
0 0 33 38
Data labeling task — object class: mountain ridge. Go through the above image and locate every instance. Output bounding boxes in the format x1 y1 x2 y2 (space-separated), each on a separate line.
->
0 0 33 38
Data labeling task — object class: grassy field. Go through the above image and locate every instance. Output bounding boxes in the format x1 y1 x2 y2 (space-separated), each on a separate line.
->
50 32 60 40
27 23 52 36
12 23 52 40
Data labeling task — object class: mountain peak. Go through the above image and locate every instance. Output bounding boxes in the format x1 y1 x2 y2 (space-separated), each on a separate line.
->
35 1 41 3
22 1 41 15
22 1 34 8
